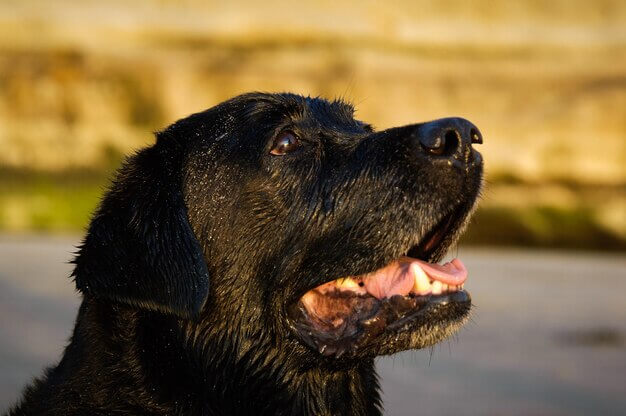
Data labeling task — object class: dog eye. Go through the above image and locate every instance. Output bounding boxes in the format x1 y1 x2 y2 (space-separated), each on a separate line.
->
270 131 300 155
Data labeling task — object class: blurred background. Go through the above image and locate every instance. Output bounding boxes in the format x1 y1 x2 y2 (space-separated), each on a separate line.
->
0 0 625 414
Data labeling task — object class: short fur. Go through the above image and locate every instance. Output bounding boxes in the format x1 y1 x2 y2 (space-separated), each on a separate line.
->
6 93 482 416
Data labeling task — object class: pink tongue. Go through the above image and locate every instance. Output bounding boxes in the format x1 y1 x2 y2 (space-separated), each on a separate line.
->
363 257 467 300
362 260 415 300
414 258 467 285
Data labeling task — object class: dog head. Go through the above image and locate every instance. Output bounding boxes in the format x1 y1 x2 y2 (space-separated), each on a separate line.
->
73 92 483 361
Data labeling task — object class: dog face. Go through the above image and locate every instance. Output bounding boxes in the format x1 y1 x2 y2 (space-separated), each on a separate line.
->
74 92 483 364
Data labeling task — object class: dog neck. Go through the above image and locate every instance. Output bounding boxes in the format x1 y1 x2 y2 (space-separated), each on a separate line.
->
45 298 382 416
180 309 384 415
286 364 383 416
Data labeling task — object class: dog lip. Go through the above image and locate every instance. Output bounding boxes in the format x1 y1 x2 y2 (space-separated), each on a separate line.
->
407 207 464 262
422 211 456 254
287 288 472 358
385 290 472 331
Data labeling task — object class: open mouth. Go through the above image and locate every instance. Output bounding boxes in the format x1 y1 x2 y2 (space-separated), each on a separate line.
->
288 210 472 358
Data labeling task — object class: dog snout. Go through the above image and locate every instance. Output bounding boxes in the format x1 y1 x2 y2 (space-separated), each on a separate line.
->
413 117 482 166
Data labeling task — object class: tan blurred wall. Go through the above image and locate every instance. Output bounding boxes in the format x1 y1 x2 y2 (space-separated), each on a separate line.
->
0 1 625 243
1 0 625 183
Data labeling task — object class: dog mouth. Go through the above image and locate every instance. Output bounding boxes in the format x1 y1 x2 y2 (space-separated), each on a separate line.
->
287 209 472 358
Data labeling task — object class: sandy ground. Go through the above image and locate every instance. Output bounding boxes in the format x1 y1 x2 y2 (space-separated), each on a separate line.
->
1 235 625 415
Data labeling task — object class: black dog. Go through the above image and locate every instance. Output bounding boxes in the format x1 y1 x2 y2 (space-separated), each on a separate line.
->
7 93 483 415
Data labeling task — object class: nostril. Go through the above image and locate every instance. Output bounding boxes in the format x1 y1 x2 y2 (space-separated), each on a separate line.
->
417 118 480 158
470 127 483 144
443 129 460 155
420 129 460 156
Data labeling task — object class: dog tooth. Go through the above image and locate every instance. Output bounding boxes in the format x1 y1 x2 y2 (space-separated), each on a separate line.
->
432 281 443 295
410 264 431 295
449 285 457 292
336 277 359 289
441 283 448 292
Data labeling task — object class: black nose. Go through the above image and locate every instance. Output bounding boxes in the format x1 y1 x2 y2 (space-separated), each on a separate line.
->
414 117 482 161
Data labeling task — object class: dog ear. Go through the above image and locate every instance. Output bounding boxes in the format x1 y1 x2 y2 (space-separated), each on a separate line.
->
72 137 209 318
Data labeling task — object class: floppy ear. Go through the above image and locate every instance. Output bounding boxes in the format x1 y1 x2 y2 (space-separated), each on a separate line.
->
72 138 209 318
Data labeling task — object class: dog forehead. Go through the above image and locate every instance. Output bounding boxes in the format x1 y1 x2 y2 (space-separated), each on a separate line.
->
230 93 362 134
159 93 363 148
298 96 365 134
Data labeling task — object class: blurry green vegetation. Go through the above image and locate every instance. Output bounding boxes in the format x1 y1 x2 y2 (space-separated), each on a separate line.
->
0 166 624 251
0 168 109 232
464 205 625 251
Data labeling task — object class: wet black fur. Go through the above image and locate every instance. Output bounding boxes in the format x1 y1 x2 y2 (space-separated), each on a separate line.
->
6 92 482 416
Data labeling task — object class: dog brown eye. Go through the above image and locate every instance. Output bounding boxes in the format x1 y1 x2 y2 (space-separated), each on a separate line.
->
270 131 300 155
